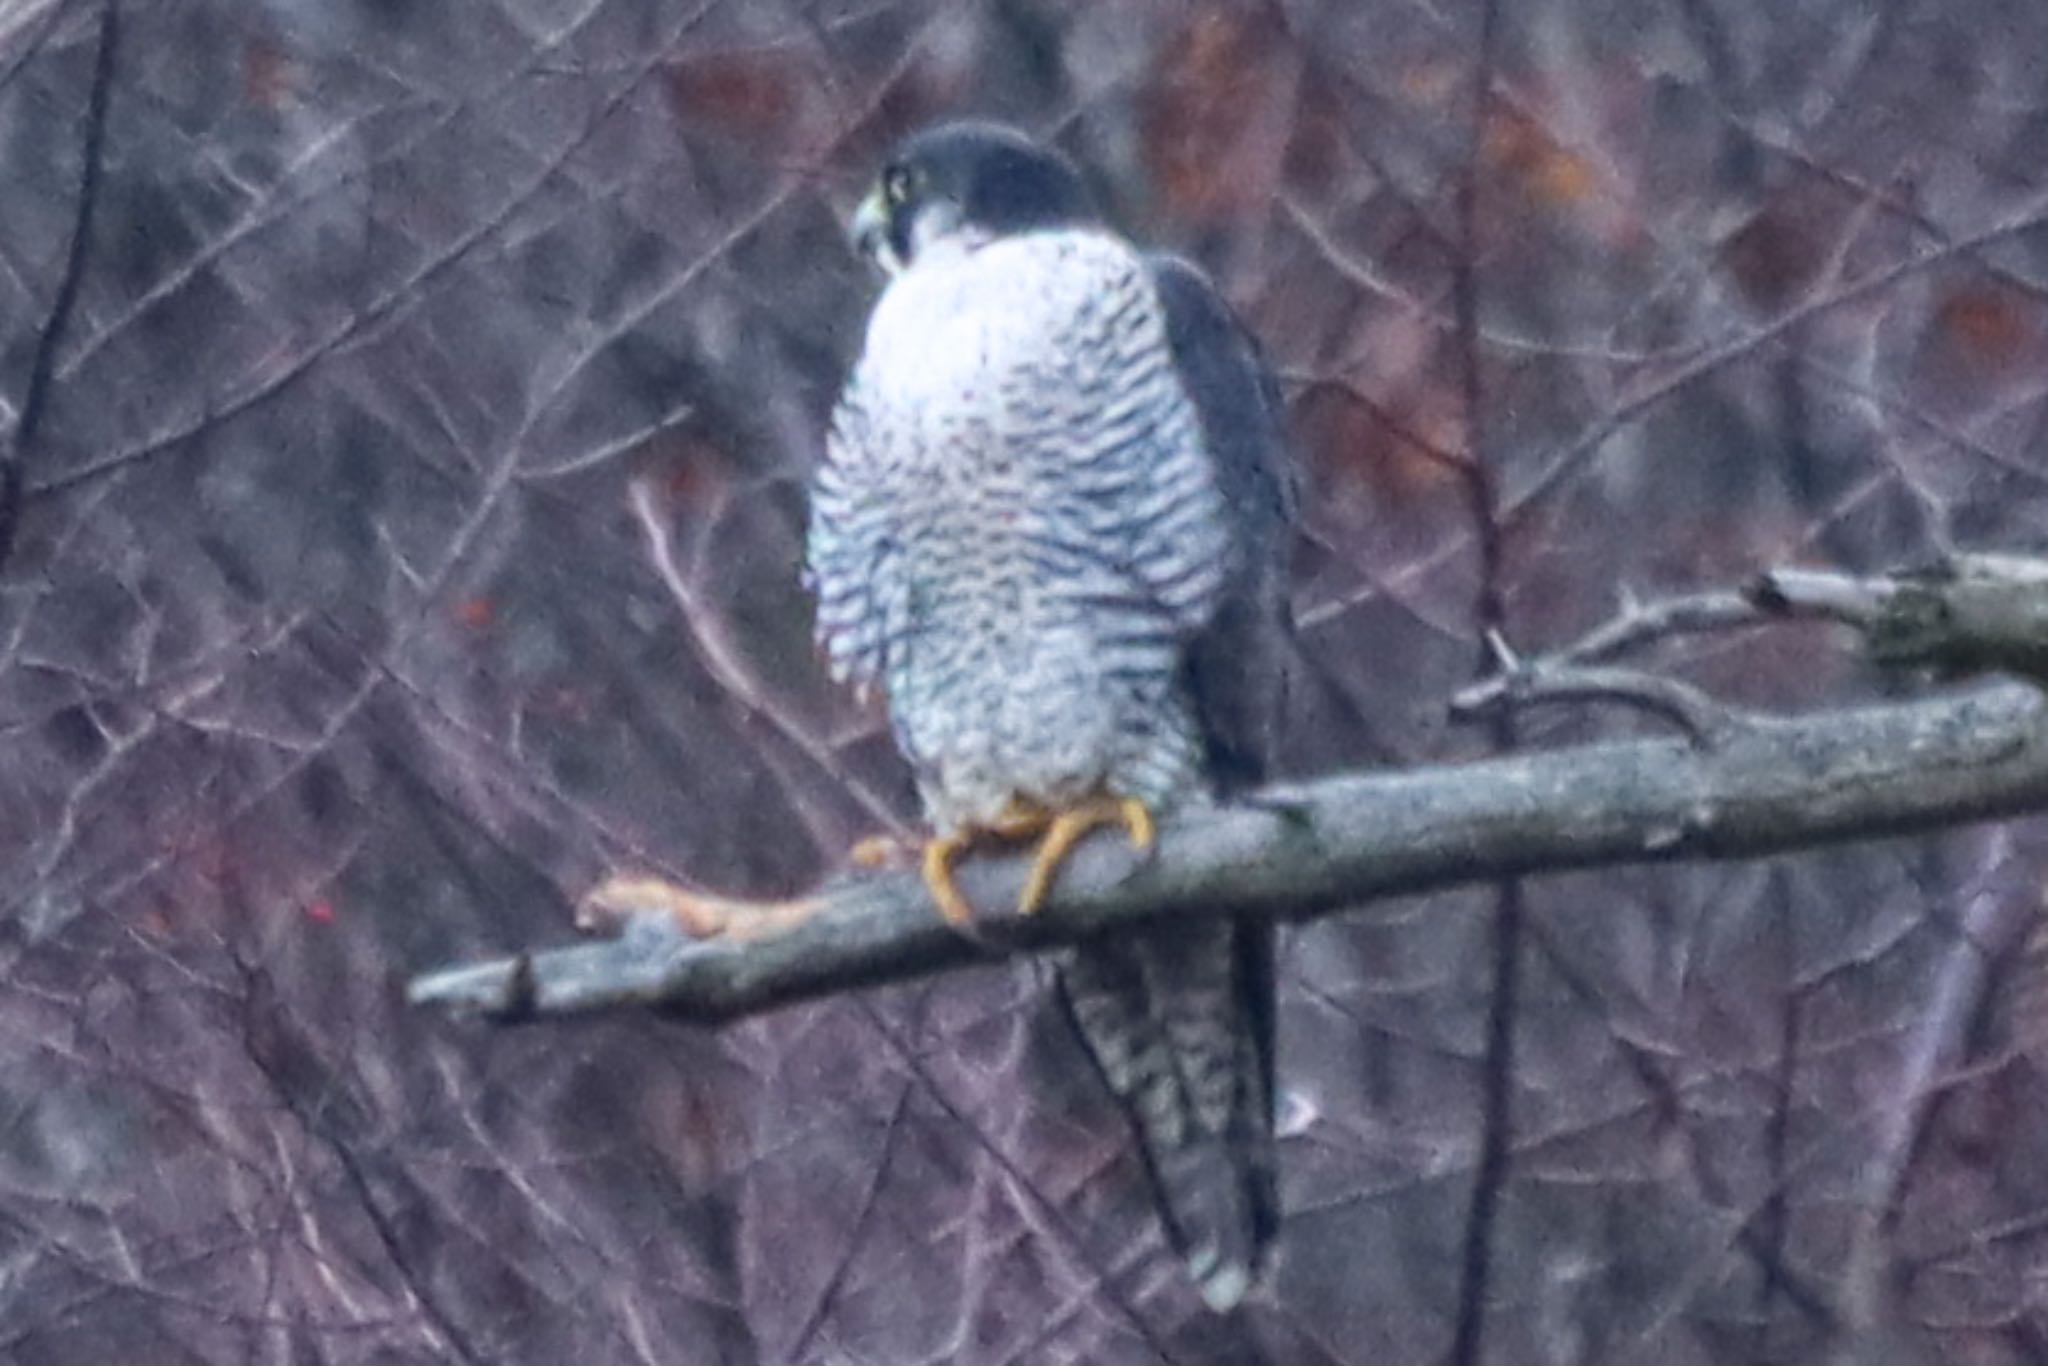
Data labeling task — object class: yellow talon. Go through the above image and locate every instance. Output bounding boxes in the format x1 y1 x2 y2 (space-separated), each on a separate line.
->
1119 795 1156 853
905 795 1155 926
1017 794 1156 915
921 831 980 926
914 802 1049 926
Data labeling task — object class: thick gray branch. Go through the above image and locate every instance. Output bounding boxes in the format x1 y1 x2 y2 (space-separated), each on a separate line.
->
409 682 2048 1024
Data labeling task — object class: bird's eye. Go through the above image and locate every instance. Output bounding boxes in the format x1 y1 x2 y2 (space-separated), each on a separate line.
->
883 165 915 205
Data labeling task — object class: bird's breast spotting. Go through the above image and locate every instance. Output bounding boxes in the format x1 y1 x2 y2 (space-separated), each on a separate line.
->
857 232 1138 431
814 230 1231 826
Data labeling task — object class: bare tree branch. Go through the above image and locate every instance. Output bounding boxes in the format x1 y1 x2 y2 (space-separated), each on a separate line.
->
1756 556 2048 682
1512 587 1767 665
1450 560 2048 740
409 680 2048 1024
1456 656 1741 745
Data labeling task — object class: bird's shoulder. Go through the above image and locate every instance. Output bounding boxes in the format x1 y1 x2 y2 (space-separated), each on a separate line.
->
849 228 1155 403
865 228 1144 338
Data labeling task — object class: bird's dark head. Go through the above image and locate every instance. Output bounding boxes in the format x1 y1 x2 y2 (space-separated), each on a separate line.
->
850 121 1098 276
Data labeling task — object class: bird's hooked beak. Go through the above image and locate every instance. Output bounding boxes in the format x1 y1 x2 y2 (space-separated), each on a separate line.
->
848 186 902 277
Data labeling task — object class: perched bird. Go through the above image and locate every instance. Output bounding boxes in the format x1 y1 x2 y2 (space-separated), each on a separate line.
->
809 120 1299 1311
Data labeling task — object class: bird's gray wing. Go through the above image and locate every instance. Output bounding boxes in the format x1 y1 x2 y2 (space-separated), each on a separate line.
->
1150 251 1298 795
1056 253 1296 1311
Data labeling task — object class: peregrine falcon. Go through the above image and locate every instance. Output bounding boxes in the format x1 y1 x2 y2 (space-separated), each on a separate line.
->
810 121 1298 1311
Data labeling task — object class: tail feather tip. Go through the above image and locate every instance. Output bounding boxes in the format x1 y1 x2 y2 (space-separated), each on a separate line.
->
1194 1258 1254 1314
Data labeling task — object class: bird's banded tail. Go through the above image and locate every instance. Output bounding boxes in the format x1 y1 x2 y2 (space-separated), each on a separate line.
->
1058 915 1277 1311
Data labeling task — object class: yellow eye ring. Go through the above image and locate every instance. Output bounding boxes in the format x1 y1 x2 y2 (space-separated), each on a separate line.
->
883 165 914 205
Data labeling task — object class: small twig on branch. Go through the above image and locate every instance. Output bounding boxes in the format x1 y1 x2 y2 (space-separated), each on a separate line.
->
1747 567 1896 627
1450 622 1748 744
1451 657 1740 747
1446 588 1780 734
1754 556 2048 684
409 683 2048 1024
1558 588 1767 663
1454 554 2048 737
